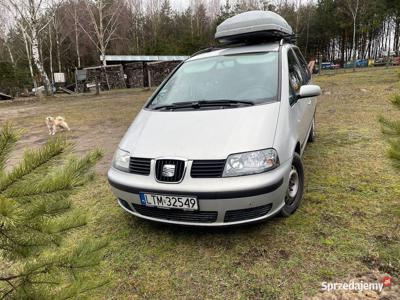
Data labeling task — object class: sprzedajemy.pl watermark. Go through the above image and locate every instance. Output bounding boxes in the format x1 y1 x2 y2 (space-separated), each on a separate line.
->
321 276 392 292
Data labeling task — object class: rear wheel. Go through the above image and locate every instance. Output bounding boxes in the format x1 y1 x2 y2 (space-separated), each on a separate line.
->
280 153 304 217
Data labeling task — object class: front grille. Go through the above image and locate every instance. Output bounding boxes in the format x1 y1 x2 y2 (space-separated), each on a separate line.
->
129 157 151 175
155 159 185 182
132 204 217 223
191 160 226 178
224 204 273 223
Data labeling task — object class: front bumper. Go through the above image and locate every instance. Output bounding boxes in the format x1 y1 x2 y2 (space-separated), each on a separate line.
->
108 159 291 226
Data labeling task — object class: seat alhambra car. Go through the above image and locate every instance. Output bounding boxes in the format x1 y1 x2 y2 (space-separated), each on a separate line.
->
108 11 321 226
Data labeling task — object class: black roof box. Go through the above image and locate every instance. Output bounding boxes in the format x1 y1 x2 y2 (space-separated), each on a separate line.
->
215 11 294 45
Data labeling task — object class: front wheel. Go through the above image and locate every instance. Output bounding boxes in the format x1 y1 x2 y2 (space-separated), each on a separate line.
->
280 153 304 217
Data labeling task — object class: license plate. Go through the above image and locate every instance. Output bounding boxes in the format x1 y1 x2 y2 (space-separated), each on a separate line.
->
139 192 198 210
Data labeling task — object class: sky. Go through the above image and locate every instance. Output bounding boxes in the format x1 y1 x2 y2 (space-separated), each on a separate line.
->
168 0 302 11
170 0 190 10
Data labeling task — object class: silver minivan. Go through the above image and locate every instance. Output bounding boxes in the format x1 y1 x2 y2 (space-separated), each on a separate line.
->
108 11 321 226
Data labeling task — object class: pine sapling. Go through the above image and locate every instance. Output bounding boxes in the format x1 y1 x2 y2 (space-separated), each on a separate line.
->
0 123 107 299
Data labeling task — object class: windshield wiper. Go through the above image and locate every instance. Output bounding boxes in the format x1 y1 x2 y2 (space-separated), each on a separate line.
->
152 101 199 110
152 99 254 110
197 100 255 106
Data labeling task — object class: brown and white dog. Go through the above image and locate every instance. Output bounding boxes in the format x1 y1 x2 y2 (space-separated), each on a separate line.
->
45 116 71 135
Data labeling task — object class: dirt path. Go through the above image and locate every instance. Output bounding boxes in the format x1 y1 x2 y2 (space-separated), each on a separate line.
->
0 89 151 173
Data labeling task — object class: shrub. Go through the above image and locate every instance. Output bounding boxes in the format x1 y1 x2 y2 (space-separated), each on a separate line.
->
380 77 400 167
391 94 400 107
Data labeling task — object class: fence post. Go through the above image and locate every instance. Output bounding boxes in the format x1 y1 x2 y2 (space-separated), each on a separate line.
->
95 76 100 95
75 68 78 94
148 68 152 88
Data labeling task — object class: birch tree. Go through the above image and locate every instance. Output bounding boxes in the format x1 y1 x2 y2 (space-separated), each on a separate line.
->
19 21 38 92
48 22 54 83
345 0 359 71
52 8 68 72
2 0 61 94
70 0 82 68
0 9 15 67
81 0 123 66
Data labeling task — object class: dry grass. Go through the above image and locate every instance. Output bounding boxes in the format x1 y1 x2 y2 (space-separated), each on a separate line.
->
0 68 399 299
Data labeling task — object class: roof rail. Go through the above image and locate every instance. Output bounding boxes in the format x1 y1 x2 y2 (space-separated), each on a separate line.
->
279 34 297 46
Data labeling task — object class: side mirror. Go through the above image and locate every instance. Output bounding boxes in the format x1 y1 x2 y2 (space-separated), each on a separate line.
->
298 85 321 99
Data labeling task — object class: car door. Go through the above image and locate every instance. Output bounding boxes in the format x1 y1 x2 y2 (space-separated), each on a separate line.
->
292 47 316 135
287 48 309 146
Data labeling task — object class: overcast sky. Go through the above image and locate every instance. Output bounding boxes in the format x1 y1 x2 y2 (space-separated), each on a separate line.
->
170 0 190 10
168 0 301 11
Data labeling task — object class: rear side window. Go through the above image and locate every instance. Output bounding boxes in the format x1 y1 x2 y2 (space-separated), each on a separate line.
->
288 49 303 105
293 47 311 83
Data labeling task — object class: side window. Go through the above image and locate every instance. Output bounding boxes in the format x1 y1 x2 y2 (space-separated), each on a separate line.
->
293 48 311 83
288 49 303 105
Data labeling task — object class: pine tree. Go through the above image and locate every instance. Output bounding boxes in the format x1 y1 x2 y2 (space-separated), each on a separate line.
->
0 123 107 299
379 84 400 166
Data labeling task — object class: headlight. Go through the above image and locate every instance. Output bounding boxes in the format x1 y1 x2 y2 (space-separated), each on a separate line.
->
113 148 130 172
222 149 279 177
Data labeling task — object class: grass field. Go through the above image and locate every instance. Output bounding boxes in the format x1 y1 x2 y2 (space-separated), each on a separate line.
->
1 68 399 299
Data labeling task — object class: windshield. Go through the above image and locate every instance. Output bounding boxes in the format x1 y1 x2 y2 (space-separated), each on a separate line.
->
147 52 279 109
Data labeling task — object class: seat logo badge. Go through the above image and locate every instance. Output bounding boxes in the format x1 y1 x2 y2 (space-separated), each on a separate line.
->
162 164 175 177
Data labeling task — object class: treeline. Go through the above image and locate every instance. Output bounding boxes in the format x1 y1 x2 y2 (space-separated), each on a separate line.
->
0 0 399 95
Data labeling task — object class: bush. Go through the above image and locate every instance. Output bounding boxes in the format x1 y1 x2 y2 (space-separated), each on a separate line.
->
0 62 31 97
0 124 107 298
379 116 400 135
391 94 400 107
380 78 400 166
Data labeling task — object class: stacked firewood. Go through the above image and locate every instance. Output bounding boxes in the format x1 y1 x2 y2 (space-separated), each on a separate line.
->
125 62 145 88
147 61 181 87
86 65 126 90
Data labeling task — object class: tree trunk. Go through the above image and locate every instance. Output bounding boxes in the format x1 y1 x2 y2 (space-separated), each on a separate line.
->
49 24 54 84
395 17 400 56
387 21 392 66
99 1 107 67
21 25 37 94
295 0 301 34
352 15 356 71
304 10 310 58
340 30 345 65
74 5 81 68
5 43 15 67
101 45 107 66
55 29 62 72
367 31 372 59
31 24 52 95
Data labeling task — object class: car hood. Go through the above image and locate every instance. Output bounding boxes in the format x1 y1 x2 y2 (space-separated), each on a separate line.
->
119 102 280 159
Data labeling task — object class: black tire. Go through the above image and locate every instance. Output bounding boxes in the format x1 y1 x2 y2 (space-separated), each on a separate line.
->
308 116 316 143
280 153 304 217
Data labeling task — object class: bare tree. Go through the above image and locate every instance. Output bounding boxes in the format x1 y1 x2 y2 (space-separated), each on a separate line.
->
72 0 81 68
80 0 123 66
0 8 15 66
0 5 38 92
48 22 54 84
345 0 359 71
19 22 37 92
2 0 63 94
52 9 68 72
127 0 144 54
206 0 220 18
295 0 301 33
